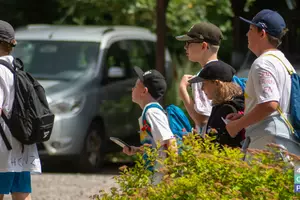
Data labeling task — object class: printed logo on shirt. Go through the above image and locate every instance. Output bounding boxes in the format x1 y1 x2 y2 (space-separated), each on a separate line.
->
140 130 148 142
143 70 152 76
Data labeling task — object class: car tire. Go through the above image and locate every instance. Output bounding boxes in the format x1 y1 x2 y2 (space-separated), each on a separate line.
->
78 120 106 173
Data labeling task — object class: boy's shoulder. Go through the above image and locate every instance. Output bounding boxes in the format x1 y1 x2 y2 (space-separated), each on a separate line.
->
142 102 164 118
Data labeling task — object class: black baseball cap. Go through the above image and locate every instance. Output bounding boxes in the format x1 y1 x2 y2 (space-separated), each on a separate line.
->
175 22 223 45
240 9 286 38
0 20 17 46
188 60 236 83
134 67 167 100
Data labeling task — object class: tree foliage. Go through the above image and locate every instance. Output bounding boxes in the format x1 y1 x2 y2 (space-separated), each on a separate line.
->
56 0 235 61
91 133 300 199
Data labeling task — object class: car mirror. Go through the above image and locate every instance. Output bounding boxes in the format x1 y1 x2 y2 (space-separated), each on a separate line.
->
108 66 125 78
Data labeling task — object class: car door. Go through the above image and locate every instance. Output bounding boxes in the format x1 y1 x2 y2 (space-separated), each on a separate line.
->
99 38 154 146
99 40 136 141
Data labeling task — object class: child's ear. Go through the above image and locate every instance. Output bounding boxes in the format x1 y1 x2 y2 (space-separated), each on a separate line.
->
261 29 267 38
141 87 148 97
202 42 208 50
143 87 149 94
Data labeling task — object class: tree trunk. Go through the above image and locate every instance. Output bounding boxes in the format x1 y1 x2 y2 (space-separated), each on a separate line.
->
156 0 169 76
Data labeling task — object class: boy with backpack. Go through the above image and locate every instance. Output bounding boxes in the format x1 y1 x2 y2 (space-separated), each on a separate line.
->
176 22 247 137
0 20 41 200
0 20 54 200
188 60 245 148
123 67 178 185
226 9 300 156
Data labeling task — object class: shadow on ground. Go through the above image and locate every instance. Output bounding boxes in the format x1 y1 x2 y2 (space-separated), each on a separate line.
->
41 157 135 175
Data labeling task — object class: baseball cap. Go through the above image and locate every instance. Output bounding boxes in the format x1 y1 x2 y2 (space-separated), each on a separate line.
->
0 20 17 46
188 60 236 83
175 22 223 45
133 67 167 100
239 9 286 38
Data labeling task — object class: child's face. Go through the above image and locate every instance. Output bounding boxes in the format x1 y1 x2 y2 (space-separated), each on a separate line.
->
201 80 217 99
184 41 206 62
132 79 146 103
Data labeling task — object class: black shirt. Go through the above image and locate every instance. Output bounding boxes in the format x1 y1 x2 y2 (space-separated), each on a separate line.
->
206 95 245 148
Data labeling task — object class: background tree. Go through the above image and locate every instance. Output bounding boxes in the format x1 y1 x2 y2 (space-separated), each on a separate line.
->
55 0 235 63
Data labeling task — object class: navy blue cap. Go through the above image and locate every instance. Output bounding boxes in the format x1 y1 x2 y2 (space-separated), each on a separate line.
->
239 9 286 38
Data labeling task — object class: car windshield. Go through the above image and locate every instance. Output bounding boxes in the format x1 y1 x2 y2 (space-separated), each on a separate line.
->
12 40 100 81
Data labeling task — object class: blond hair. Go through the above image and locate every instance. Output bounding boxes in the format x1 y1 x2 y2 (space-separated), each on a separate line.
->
210 80 242 105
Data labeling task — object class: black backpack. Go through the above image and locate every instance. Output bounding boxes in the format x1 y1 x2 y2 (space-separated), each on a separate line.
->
0 58 55 151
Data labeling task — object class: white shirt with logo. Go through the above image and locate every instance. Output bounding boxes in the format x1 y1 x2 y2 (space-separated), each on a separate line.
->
0 55 41 173
191 60 217 134
138 102 174 155
244 50 295 137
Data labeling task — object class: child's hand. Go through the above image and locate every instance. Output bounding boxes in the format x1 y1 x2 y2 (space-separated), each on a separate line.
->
123 146 138 155
226 113 243 121
140 143 152 152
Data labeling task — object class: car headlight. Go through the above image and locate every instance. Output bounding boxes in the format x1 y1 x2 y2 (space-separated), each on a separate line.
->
49 96 85 115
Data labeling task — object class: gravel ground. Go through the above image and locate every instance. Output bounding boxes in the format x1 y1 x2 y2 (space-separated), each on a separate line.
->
3 165 121 200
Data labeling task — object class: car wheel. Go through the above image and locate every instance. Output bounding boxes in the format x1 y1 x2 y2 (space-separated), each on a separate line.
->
78 121 106 172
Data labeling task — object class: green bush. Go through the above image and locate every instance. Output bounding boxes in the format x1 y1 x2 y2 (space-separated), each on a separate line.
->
91 134 300 200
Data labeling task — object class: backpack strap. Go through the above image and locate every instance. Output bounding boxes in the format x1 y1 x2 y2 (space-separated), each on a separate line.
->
0 59 15 74
0 121 12 150
141 103 165 138
264 54 295 134
0 60 13 150
223 103 238 114
265 54 294 75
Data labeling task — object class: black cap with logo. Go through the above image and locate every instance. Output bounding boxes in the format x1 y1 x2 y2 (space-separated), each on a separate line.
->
0 20 17 46
134 67 167 100
176 22 223 45
188 60 236 83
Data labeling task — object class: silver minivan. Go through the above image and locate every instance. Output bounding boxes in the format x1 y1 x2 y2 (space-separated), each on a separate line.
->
12 25 172 171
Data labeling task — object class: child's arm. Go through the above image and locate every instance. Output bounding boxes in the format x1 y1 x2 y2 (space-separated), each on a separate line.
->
123 146 141 155
164 137 178 156
123 143 152 156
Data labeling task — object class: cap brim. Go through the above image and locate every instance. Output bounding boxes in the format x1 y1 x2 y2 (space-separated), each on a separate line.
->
188 76 205 84
133 66 144 82
239 17 256 26
175 34 194 41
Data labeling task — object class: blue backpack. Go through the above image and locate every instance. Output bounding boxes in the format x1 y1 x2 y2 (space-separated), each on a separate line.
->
266 54 300 142
142 104 192 150
232 75 247 92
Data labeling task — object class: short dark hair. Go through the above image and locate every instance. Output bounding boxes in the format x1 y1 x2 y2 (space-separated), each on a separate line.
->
0 41 13 54
257 27 288 47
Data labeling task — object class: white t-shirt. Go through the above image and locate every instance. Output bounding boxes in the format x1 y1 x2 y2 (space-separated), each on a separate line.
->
0 55 41 173
138 102 174 160
244 50 295 126
191 60 217 134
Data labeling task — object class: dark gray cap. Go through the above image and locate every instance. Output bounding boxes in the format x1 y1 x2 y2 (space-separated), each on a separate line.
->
176 22 223 45
0 20 17 46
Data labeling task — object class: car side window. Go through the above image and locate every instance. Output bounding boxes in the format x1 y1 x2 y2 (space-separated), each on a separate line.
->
103 41 132 83
126 40 151 71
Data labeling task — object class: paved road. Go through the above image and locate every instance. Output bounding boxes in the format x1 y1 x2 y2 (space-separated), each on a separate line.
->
3 163 123 200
